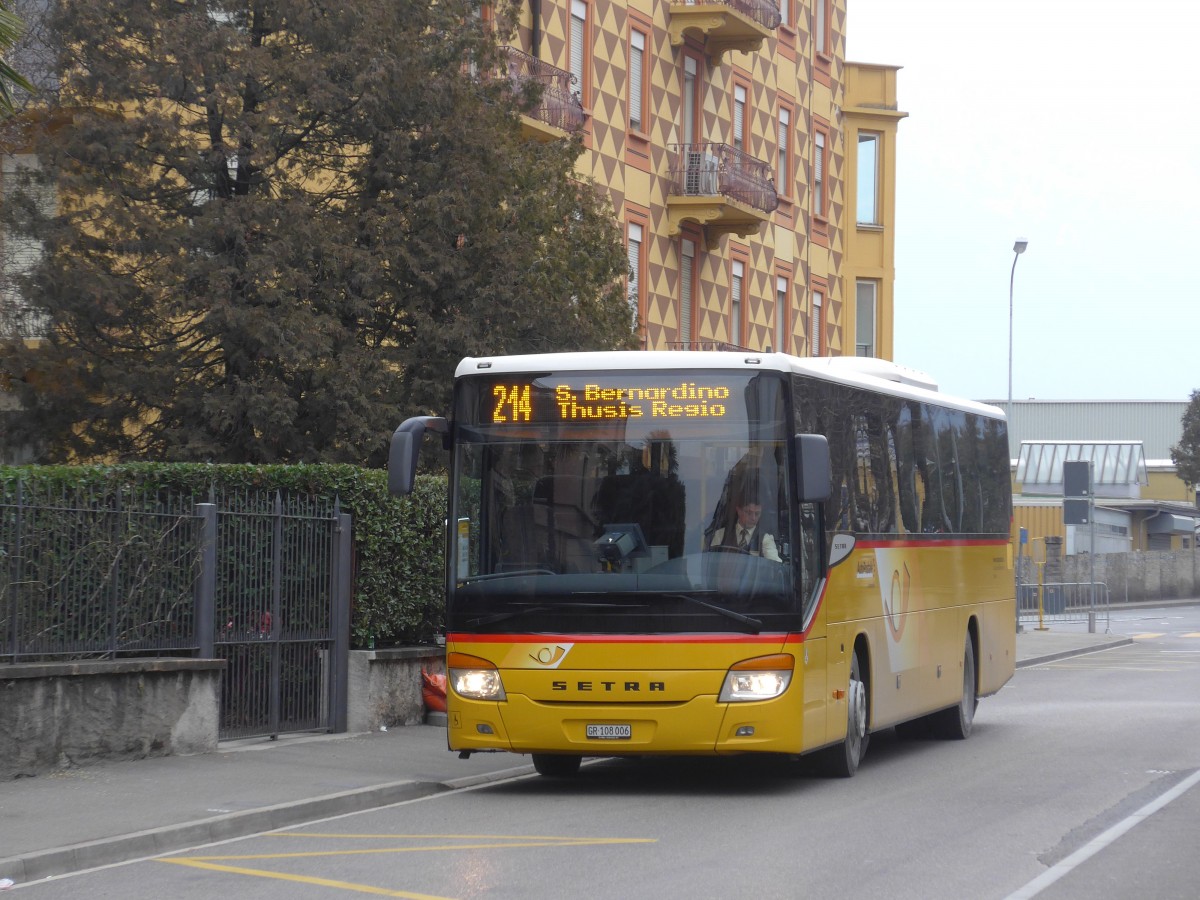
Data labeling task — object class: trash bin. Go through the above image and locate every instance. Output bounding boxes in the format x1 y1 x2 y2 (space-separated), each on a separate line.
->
1042 585 1065 615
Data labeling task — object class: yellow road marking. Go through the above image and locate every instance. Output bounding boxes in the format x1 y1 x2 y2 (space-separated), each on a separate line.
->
1185 633 1200 638
159 833 657 896
159 858 452 898
1132 633 1166 639
273 832 639 841
176 837 655 863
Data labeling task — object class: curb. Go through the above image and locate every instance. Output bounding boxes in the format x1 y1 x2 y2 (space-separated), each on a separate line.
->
1016 637 1134 669
0 764 535 886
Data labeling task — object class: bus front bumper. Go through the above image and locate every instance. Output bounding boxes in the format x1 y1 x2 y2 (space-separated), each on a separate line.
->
446 693 805 756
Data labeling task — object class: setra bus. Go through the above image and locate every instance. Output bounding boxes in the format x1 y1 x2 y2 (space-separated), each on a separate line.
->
388 351 1015 777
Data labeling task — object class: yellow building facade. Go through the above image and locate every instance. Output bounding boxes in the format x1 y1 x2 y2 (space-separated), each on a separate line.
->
506 0 904 355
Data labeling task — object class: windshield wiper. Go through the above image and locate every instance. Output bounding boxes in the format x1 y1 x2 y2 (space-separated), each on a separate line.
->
460 568 556 584
660 593 763 634
467 600 639 628
467 605 550 627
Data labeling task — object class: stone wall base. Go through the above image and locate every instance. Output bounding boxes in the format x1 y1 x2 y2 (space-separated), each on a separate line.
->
346 647 446 733
0 659 224 780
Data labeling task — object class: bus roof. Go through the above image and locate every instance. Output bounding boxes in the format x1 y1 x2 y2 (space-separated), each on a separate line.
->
455 351 1006 420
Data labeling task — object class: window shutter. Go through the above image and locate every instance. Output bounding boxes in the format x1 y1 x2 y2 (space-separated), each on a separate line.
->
680 238 694 343
629 31 644 131
570 0 587 94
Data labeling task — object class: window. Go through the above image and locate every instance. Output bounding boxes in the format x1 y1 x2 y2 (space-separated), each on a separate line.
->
779 0 791 29
730 259 744 346
794 379 1013 538
1 155 54 339
775 273 790 354
569 0 590 104
812 119 831 245
813 129 826 218
777 105 792 198
815 0 829 55
857 133 879 225
682 55 700 145
628 27 647 134
811 287 823 356
627 220 644 327
813 0 832 85
733 86 746 150
856 280 877 357
680 236 697 345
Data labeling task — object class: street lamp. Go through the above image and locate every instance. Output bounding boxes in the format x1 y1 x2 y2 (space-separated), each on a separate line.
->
1007 239 1028 422
1008 239 1028 635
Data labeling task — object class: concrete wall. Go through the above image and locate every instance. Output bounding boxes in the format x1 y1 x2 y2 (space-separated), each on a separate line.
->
1 659 224 780
1062 550 1200 604
346 646 445 733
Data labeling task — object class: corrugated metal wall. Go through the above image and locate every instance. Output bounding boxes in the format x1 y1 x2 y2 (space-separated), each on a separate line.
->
992 401 1187 460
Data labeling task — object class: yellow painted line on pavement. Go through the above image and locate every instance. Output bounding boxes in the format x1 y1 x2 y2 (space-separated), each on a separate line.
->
273 832 642 841
1185 632 1200 638
1132 633 1165 639
173 836 655 862
159 857 452 898
159 834 656 896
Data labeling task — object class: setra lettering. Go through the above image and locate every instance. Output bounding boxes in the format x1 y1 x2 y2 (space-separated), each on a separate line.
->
549 680 667 692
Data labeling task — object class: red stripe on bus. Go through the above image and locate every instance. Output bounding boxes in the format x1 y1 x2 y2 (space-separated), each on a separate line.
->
447 632 794 644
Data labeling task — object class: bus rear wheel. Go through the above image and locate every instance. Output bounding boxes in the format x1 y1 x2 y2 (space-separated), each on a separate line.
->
532 754 582 777
933 635 976 740
823 649 868 777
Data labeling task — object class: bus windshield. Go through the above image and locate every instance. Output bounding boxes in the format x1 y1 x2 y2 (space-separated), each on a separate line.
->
447 369 811 634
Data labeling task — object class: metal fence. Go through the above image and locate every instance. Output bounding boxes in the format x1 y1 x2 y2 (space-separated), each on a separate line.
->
1018 580 1110 630
1 482 351 740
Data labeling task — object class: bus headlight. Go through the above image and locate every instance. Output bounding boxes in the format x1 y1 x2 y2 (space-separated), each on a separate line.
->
448 652 507 701
718 653 794 702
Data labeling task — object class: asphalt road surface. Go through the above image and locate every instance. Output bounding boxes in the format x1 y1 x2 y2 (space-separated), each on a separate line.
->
17 606 1200 899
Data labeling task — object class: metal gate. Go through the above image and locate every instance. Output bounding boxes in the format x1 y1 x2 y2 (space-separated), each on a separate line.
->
196 494 352 741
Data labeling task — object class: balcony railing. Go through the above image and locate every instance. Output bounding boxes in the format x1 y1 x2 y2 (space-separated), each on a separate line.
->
668 0 782 62
676 0 782 31
669 142 778 213
501 47 585 137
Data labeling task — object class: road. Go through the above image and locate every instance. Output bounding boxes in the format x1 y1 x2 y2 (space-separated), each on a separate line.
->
17 606 1200 899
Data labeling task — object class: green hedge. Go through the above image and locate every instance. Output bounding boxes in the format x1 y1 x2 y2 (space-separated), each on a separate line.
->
0 463 448 649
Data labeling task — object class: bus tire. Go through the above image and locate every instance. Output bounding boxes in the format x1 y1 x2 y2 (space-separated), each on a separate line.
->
823 649 869 777
933 635 976 740
532 754 582 777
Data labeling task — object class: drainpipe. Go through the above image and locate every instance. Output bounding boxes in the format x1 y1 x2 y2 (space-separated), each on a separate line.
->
531 0 541 57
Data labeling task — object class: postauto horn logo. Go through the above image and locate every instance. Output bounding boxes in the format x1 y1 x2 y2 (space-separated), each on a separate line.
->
529 644 573 668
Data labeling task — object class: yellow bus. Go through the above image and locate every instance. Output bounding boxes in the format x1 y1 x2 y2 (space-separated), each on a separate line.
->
389 351 1015 777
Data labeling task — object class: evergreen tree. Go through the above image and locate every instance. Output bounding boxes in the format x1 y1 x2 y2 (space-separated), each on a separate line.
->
1171 389 1200 488
0 0 634 464
0 1 34 115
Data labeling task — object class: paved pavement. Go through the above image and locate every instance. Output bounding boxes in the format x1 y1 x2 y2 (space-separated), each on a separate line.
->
0 625 1133 888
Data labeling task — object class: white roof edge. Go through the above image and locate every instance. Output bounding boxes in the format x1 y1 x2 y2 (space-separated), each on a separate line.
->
987 399 1188 404
455 352 1005 419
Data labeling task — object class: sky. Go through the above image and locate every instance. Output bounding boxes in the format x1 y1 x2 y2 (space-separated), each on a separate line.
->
845 0 1199 404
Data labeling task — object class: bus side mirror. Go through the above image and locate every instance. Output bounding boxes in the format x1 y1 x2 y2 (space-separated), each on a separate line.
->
388 416 448 496
795 433 831 504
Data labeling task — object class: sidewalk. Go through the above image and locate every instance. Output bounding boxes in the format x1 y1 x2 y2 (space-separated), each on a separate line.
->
0 626 1132 887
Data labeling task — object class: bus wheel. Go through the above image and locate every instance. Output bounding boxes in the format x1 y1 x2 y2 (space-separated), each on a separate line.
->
824 650 869 777
933 635 977 740
532 754 582 777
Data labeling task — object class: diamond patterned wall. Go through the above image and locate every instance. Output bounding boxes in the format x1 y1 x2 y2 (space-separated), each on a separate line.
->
516 1 860 356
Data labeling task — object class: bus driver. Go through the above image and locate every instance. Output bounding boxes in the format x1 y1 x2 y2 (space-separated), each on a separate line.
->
711 498 781 562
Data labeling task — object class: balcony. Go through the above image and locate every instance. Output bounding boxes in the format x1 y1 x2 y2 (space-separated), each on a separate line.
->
501 47 585 141
668 0 782 64
666 143 778 247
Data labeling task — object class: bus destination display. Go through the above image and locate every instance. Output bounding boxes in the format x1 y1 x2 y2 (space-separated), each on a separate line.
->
490 380 733 424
